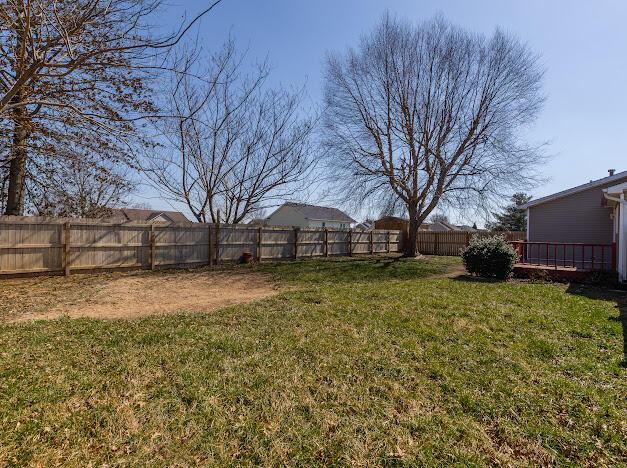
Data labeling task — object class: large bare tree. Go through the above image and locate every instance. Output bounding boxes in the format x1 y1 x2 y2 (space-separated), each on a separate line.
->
323 14 545 256
0 0 223 215
143 41 317 224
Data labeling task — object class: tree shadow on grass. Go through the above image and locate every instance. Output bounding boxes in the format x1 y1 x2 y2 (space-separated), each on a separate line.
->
451 274 507 283
566 283 627 368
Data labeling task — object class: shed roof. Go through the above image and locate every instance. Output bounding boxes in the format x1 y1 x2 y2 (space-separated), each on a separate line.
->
521 170 627 209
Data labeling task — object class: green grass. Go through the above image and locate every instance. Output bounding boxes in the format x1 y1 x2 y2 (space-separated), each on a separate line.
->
1 256 625 466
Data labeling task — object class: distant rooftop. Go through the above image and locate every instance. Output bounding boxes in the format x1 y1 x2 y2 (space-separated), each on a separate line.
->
282 202 355 223
108 208 190 224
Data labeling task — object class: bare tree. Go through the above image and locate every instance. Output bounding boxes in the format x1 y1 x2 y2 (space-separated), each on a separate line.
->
0 141 135 217
0 0 223 215
323 14 545 256
143 42 317 224
29 159 135 218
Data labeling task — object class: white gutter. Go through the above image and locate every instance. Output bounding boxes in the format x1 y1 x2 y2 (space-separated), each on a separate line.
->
603 190 627 282
619 194 627 283
604 194 622 203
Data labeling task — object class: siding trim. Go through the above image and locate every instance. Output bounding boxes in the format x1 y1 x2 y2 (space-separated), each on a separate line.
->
619 196 627 282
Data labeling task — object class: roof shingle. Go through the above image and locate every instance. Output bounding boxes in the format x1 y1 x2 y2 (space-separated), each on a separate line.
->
282 202 355 223
108 208 190 223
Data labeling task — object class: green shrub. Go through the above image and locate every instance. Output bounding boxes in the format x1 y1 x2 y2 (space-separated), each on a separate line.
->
461 235 518 279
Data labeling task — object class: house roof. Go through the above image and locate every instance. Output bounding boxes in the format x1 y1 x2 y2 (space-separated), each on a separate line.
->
522 170 627 209
247 218 268 226
280 202 356 223
108 208 190 223
435 221 460 231
377 215 409 223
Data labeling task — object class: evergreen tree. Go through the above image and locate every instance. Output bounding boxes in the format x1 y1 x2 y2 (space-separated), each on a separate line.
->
487 193 531 231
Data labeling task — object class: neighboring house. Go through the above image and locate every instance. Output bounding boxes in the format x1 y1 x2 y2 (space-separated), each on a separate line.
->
429 220 465 231
521 169 627 282
355 220 374 231
107 208 191 224
265 202 355 229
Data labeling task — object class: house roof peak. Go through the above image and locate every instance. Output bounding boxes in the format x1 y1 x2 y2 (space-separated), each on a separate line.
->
279 202 355 223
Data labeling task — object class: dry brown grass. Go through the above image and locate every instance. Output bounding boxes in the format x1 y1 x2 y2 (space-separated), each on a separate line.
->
0 268 278 322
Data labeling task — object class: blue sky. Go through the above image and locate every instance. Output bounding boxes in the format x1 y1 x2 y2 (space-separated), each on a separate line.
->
141 0 627 222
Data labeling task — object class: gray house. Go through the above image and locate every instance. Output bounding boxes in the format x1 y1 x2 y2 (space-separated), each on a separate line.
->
522 169 627 282
265 202 356 229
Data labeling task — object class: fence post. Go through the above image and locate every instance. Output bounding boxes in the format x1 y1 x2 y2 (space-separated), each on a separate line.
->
150 224 156 270
215 221 220 265
257 227 263 262
369 230 374 254
434 232 439 255
294 227 299 259
386 230 390 253
611 242 617 271
63 221 71 276
324 228 329 257
348 229 353 256
208 225 213 266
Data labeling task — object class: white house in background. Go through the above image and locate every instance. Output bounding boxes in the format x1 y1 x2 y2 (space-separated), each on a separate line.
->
265 202 356 229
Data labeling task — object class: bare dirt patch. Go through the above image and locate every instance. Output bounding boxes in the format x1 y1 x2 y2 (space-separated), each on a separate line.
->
1 269 278 322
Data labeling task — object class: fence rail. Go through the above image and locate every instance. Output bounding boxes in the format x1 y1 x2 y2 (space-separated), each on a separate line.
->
0 216 403 276
416 231 526 256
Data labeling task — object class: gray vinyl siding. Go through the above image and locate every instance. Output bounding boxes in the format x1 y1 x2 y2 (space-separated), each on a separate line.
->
528 186 614 244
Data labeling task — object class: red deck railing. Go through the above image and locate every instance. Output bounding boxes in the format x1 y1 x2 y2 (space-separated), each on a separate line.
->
510 241 617 272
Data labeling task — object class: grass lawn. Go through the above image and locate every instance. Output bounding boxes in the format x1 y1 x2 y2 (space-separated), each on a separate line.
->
0 256 625 466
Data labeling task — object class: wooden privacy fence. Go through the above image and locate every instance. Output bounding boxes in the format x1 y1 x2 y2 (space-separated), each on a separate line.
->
0 216 403 276
416 231 526 256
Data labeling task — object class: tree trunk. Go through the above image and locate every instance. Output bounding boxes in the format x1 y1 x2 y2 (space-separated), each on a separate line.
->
404 205 420 257
5 99 30 215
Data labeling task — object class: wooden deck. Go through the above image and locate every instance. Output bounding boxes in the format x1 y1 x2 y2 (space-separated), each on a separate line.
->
513 263 617 281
